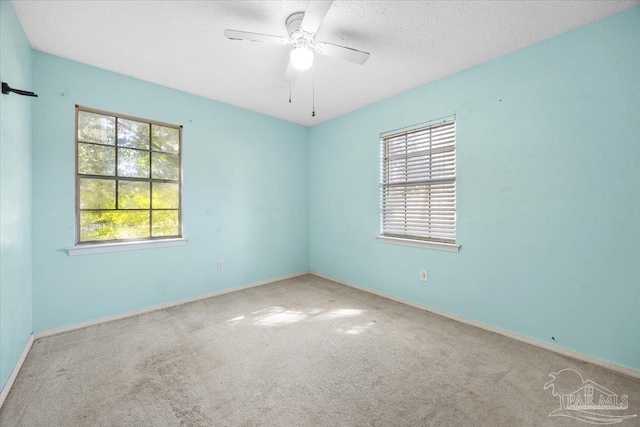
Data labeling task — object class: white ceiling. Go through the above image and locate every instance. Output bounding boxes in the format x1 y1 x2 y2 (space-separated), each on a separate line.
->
12 0 639 126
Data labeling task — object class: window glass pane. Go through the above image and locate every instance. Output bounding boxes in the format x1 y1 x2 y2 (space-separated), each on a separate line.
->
77 108 182 243
152 210 179 237
118 181 150 209
151 125 180 153
118 148 150 178
80 211 150 242
152 182 179 209
78 143 115 176
79 178 115 209
152 152 179 180
117 119 149 149
78 111 115 145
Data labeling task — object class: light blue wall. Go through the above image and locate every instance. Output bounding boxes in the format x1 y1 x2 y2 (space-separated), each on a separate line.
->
0 0 33 390
32 53 309 332
309 8 640 371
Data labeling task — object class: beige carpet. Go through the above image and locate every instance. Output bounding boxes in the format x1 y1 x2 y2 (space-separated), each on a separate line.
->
1 274 639 426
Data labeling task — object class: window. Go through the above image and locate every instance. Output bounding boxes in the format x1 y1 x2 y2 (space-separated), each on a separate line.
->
379 119 457 249
75 106 182 244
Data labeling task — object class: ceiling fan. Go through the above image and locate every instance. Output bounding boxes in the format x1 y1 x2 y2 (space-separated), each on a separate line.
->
224 0 370 82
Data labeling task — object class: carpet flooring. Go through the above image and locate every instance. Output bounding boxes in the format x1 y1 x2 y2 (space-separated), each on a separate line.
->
1 274 639 426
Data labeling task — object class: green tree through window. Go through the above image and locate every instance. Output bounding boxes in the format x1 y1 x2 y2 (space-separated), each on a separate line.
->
76 107 182 243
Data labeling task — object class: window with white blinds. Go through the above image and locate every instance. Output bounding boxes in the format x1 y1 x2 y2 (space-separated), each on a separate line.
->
380 119 456 244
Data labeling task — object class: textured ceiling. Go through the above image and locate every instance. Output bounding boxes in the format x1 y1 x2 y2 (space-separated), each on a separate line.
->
12 0 639 126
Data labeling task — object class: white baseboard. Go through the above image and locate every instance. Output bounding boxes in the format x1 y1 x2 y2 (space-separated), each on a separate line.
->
0 334 34 409
310 271 640 380
34 271 309 339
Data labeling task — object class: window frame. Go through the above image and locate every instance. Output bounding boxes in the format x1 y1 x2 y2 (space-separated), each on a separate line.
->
74 105 183 246
378 117 460 253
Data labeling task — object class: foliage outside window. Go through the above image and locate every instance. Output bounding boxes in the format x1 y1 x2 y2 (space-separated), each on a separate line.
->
76 106 182 244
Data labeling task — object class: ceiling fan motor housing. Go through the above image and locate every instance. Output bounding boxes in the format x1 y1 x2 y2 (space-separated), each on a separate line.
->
286 12 313 47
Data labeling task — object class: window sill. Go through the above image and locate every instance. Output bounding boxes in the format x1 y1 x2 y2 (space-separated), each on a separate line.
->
66 238 188 256
376 236 460 253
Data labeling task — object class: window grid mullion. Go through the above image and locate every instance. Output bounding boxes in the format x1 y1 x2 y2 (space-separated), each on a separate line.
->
115 117 119 210
149 124 153 238
77 174 178 184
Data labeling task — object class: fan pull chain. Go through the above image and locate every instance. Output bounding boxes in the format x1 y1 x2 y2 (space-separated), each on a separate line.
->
288 81 292 103
312 63 316 117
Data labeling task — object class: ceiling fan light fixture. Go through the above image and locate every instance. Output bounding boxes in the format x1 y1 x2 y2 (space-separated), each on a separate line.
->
290 46 314 71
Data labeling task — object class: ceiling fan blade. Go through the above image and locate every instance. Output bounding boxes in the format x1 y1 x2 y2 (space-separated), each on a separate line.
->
224 29 290 45
315 42 370 65
300 1 334 34
284 59 299 81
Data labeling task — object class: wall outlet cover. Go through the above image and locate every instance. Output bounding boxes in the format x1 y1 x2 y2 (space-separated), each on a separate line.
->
420 269 428 281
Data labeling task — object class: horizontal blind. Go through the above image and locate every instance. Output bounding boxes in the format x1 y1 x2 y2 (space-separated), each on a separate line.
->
380 120 456 243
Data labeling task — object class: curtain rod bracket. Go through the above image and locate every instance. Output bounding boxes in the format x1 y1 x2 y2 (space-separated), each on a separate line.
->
2 82 38 97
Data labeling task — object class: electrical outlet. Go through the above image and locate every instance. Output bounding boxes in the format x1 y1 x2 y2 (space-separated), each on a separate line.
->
420 269 428 282
217 260 224 270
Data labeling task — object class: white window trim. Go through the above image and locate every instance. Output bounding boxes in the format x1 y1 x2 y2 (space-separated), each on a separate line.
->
67 238 187 256
376 235 460 253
